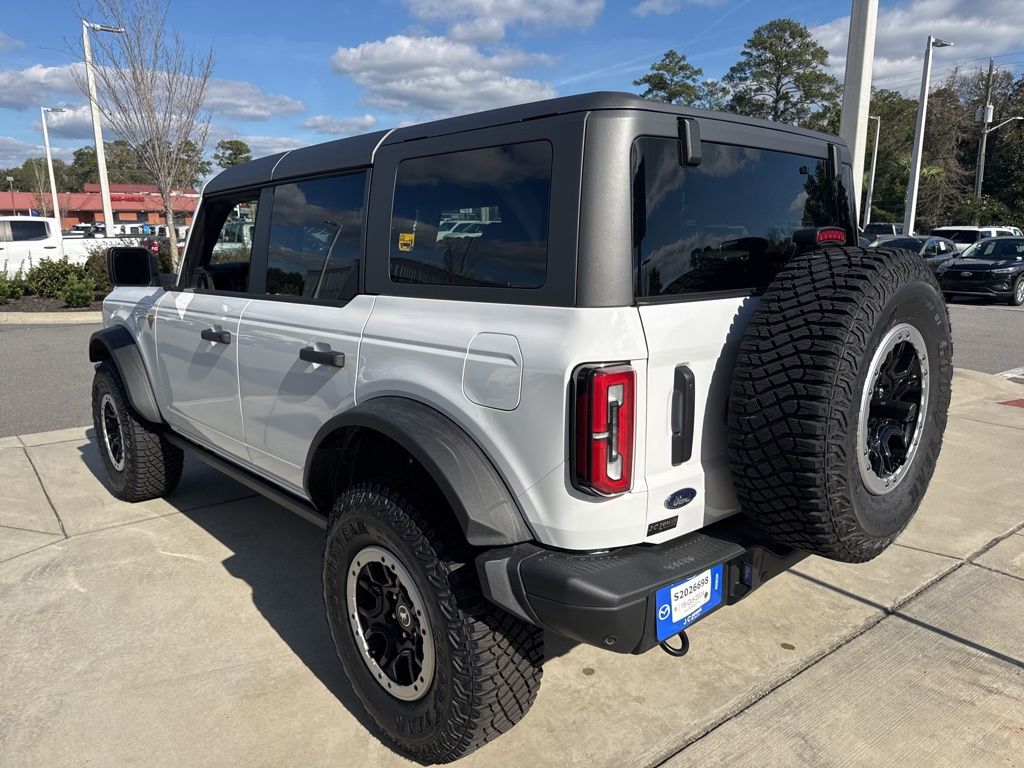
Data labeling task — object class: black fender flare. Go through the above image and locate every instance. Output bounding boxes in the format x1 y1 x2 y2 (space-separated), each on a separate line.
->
305 397 533 546
88 325 163 424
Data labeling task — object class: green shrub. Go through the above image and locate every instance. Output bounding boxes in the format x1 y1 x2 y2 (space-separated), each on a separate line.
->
0 271 26 303
26 258 87 298
61 273 95 308
84 250 112 295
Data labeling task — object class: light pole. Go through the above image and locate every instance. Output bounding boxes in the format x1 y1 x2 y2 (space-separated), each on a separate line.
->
903 36 953 236
40 106 66 226
82 19 125 237
862 115 880 228
975 116 1024 204
6 176 14 215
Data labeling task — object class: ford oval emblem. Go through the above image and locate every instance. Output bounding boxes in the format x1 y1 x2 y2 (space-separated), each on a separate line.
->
665 488 697 510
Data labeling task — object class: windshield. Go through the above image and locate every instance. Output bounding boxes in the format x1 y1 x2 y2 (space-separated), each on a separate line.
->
934 229 981 244
960 238 1024 260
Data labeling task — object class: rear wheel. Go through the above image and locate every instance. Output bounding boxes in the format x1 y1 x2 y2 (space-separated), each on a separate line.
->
323 483 543 763
91 361 183 501
728 246 953 562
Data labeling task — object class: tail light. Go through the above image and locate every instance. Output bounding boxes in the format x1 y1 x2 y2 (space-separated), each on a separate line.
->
816 227 847 245
573 364 635 496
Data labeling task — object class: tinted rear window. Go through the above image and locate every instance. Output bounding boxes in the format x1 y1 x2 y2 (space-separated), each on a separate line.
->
934 229 981 244
10 220 50 241
633 138 854 298
265 172 365 302
389 142 551 289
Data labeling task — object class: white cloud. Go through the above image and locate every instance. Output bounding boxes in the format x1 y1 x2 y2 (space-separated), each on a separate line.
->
38 105 101 141
0 64 80 110
632 0 724 16
301 113 378 136
204 78 305 120
0 136 74 167
0 63 302 122
0 31 25 52
331 35 555 116
406 0 602 42
812 0 1023 93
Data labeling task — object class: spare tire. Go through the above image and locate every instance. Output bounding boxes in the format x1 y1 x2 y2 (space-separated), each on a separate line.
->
728 246 953 563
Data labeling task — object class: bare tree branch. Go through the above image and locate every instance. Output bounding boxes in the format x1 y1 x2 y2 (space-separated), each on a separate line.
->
70 0 213 263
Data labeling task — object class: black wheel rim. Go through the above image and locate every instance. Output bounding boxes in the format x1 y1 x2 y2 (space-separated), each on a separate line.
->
100 393 125 471
346 546 434 701
858 323 929 495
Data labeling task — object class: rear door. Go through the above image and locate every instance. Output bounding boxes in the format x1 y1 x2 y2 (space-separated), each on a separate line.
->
6 219 60 269
236 171 372 491
631 118 855 536
154 188 266 460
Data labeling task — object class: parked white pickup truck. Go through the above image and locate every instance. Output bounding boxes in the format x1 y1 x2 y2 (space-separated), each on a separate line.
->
0 216 142 276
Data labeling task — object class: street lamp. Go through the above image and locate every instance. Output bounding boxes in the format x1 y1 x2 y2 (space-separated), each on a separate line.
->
40 107 66 225
82 19 125 238
975 116 1024 201
6 176 14 215
863 115 880 228
903 36 953 236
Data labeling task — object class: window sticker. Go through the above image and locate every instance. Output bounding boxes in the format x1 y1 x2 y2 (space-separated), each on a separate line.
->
398 232 415 252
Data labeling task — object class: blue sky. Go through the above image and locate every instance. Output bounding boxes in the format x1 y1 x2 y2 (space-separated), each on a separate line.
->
1 0 1021 169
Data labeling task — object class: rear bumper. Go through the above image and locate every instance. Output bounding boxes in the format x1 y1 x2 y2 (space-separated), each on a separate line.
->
476 520 805 654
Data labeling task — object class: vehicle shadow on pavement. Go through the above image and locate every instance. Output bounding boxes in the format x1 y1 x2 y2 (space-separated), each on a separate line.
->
78 438 576 743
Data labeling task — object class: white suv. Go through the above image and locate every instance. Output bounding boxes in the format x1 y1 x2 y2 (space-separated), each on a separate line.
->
89 92 953 763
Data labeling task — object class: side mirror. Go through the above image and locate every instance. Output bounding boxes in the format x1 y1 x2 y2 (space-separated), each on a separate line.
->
107 247 159 287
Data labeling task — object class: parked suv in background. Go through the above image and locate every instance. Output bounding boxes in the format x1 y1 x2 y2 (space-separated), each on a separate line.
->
867 234 958 272
932 225 1016 252
89 92 953 763
938 236 1024 305
862 221 904 237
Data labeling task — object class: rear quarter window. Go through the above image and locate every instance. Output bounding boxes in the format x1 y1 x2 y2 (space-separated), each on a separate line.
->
389 141 552 289
632 138 853 298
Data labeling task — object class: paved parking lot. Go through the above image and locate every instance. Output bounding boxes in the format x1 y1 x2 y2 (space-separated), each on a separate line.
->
2 370 1022 767
2 298 1023 437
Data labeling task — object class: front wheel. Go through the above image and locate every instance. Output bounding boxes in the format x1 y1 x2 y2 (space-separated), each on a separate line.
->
323 483 543 763
91 361 183 501
1009 277 1024 306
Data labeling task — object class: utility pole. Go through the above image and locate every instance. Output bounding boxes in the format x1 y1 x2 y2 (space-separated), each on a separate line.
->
40 106 65 225
839 0 878 225
973 57 996 223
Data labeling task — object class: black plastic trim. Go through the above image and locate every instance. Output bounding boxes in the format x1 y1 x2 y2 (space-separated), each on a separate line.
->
165 433 327 529
476 518 806 654
671 365 695 465
303 397 533 546
88 325 163 424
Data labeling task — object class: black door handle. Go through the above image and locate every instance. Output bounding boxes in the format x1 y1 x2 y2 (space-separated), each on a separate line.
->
300 346 345 368
201 328 231 344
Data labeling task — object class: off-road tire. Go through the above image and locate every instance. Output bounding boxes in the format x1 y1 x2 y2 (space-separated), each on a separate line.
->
728 246 953 562
323 483 543 763
91 360 183 501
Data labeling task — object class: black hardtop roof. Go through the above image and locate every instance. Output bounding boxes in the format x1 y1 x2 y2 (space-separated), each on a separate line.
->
204 91 844 195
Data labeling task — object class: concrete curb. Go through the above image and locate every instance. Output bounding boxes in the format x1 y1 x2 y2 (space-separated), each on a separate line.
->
0 311 102 325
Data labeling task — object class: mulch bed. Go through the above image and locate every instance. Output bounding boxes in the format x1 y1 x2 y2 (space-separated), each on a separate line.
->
0 294 104 312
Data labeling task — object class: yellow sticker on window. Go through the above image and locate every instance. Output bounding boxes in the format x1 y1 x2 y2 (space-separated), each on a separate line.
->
398 232 415 252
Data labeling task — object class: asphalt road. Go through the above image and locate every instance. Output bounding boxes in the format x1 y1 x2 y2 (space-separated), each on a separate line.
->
1 300 1022 438
0 323 97 437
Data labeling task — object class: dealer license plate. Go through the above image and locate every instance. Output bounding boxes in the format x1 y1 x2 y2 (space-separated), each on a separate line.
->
655 564 724 642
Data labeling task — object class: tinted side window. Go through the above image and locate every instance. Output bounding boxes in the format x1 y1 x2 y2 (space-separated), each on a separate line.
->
10 220 50 241
633 138 853 298
191 193 260 293
265 173 365 301
390 142 551 289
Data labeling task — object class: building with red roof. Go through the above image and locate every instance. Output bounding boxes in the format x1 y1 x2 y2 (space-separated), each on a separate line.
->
0 182 199 231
